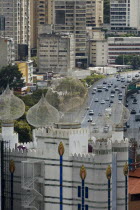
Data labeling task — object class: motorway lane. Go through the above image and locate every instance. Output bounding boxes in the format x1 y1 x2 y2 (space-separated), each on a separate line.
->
81 71 140 137
81 75 127 127
124 91 140 143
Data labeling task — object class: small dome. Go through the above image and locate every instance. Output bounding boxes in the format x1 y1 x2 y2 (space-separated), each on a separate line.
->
109 99 130 127
26 95 60 127
92 114 112 140
0 85 25 122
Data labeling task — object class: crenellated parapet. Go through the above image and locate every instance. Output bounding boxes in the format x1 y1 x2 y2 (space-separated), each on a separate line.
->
112 138 129 152
92 139 112 155
72 153 95 163
34 126 89 140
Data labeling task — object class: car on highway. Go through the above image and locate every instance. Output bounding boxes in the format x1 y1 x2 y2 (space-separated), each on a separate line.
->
91 122 96 126
108 84 111 87
93 88 97 91
92 91 96 94
110 100 113 103
103 81 107 84
111 94 115 97
89 110 94 115
115 87 119 91
122 85 125 88
126 103 128 107
104 125 109 133
106 98 110 101
88 117 92 122
127 75 131 78
135 74 139 77
111 89 115 93
131 95 135 99
131 109 136 114
133 99 137 104
101 100 105 104
105 88 109 91
94 98 99 102
102 86 106 89
98 113 102 116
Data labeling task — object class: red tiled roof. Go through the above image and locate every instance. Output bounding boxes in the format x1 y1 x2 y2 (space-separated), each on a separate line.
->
129 177 140 194
129 168 140 178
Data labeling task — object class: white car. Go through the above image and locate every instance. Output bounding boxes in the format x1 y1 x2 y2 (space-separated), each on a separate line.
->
89 110 94 115
91 122 96 126
88 117 92 122
111 94 115 97
106 98 110 101
94 98 99 102
101 100 105 104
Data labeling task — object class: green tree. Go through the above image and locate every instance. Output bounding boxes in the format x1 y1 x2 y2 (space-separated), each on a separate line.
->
14 120 32 143
0 65 24 91
104 0 110 23
115 55 140 69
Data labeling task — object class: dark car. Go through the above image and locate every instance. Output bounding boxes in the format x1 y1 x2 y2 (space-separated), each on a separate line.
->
103 81 107 84
105 88 108 91
133 99 137 104
110 100 113 103
111 89 115 94
131 109 136 114
126 103 128 107
123 126 127 131
131 95 135 99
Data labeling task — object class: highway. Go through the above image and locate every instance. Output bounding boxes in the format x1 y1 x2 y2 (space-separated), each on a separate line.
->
81 70 140 144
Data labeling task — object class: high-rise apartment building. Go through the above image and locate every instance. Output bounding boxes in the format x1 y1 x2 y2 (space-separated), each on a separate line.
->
110 0 140 31
30 0 49 51
0 0 30 59
54 0 88 68
0 36 15 68
37 32 75 75
86 0 103 27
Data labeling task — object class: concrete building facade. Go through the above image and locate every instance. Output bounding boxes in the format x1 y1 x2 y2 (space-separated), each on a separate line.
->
88 31 107 67
0 36 15 69
37 32 75 74
16 60 33 84
54 0 88 68
110 0 140 31
108 37 140 65
0 0 30 59
86 0 103 27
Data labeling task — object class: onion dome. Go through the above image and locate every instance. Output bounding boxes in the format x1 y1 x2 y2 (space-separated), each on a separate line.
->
49 77 88 123
26 94 60 127
92 114 112 140
109 98 130 127
0 85 25 123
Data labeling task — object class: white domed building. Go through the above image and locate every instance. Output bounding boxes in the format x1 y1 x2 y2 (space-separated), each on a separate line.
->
0 87 129 210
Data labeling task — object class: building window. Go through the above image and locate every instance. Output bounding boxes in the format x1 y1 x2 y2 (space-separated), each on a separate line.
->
78 186 81 197
85 205 88 210
78 204 81 210
85 187 88 198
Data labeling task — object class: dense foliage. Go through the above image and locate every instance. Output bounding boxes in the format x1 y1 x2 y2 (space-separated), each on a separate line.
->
104 0 110 24
0 65 24 91
115 55 140 70
81 74 106 86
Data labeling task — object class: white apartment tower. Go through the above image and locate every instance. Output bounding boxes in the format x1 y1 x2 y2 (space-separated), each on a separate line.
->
0 0 30 59
110 0 140 31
